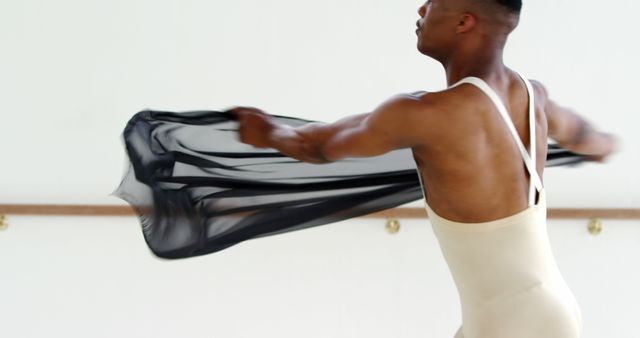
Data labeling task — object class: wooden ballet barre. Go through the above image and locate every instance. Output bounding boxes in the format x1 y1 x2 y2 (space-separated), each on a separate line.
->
0 204 639 219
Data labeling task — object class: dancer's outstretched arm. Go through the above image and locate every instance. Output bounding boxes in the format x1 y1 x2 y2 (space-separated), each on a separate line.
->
231 93 429 164
532 80 618 162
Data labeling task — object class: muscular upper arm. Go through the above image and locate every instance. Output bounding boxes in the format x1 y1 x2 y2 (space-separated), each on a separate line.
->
530 79 587 146
320 94 428 161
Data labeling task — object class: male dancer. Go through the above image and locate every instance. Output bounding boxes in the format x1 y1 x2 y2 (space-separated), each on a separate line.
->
233 1 616 336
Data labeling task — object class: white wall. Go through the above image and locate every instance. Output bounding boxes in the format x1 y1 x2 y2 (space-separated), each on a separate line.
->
1 1 639 337
0 0 637 206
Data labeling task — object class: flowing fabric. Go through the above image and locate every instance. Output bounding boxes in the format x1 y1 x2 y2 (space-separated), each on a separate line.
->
113 109 586 259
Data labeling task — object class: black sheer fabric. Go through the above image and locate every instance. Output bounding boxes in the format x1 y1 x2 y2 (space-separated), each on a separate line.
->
113 110 586 259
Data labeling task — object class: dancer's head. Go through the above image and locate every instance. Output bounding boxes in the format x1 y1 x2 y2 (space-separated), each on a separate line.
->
415 0 521 62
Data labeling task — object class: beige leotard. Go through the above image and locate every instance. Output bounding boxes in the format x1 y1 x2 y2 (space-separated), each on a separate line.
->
416 73 583 338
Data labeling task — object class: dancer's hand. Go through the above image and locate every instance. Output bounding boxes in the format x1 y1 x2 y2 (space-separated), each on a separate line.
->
585 133 619 163
230 106 276 148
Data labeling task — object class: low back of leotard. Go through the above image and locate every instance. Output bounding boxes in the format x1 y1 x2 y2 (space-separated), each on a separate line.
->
415 72 583 338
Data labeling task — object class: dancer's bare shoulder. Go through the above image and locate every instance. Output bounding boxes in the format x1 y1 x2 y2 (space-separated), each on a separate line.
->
404 84 491 150
528 79 551 107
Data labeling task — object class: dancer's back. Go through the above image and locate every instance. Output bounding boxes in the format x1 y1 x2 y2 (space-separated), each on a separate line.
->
410 70 548 223
414 71 583 337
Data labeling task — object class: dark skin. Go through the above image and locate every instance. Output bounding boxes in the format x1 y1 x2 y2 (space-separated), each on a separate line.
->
232 0 618 223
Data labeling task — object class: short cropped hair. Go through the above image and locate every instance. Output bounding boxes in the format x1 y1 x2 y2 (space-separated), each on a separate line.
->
495 0 522 14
